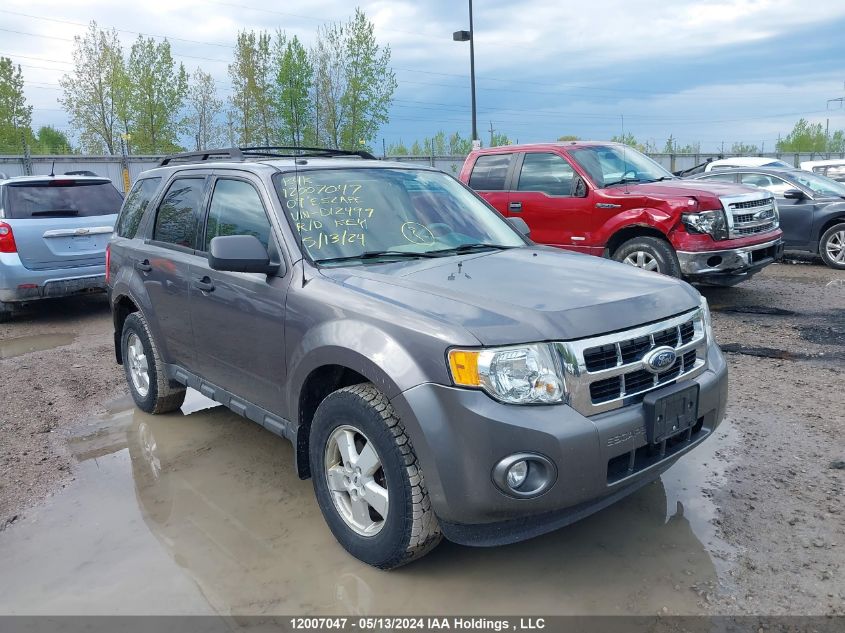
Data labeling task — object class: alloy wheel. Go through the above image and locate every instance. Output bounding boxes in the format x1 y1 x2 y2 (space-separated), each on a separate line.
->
324 425 389 536
127 333 150 398
825 230 845 263
623 250 660 272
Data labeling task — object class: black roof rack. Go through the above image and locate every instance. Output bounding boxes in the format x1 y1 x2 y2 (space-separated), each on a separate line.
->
157 146 376 166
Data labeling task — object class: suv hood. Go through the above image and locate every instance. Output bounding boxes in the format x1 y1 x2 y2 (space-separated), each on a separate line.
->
604 179 765 211
319 247 701 345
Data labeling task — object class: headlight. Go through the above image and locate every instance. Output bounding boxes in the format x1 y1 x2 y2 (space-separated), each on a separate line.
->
448 344 566 405
699 295 714 342
682 210 729 241
771 198 780 227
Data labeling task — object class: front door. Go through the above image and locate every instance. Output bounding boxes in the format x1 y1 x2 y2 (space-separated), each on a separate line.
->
466 152 514 215
188 175 289 414
507 151 590 249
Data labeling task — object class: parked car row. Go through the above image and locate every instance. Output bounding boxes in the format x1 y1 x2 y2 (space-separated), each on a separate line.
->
3 142 841 569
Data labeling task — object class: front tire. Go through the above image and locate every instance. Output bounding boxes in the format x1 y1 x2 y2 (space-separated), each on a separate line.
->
121 312 186 414
819 223 845 269
310 384 442 569
612 236 682 277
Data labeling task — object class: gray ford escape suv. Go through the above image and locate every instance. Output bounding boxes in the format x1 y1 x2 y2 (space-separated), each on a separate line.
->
107 147 728 569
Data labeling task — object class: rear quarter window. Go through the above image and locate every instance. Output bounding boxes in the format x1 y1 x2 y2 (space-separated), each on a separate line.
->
115 178 161 238
5 181 124 219
468 154 512 190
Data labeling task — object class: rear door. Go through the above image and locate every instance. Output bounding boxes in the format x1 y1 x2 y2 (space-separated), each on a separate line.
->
188 173 289 413
507 151 588 248
466 153 514 215
2 178 123 270
142 174 210 371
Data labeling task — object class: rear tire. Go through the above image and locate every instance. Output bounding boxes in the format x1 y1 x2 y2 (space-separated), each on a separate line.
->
612 236 682 278
819 223 845 269
310 383 442 569
121 312 186 414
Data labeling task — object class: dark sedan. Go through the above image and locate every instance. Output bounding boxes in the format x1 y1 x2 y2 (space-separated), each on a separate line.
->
688 167 845 269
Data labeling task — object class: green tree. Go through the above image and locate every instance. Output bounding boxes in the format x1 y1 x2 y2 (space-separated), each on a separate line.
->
34 126 73 153
273 32 314 146
126 36 188 153
387 140 408 155
777 118 827 152
59 22 127 154
449 131 473 155
229 30 276 146
187 68 223 150
557 135 580 141
312 8 396 150
423 130 447 155
0 57 32 153
731 141 759 155
490 131 511 147
830 130 845 153
610 132 650 153
409 140 423 155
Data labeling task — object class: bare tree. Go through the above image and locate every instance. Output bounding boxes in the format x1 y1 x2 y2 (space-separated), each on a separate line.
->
187 68 224 150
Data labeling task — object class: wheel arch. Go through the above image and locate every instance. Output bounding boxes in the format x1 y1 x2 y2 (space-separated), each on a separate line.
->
605 224 672 257
112 293 140 364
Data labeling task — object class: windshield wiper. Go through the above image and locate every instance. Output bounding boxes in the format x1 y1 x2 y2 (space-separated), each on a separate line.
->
316 250 440 264
427 243 515 256
30 209 79 216
603 177 642 187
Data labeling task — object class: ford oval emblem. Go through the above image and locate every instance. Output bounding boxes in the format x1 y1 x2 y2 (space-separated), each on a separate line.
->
643 346 677 374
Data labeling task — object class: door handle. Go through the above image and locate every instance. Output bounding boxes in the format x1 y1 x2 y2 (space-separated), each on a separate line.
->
509 201 523 212
134 259 152 273
193 277 215 292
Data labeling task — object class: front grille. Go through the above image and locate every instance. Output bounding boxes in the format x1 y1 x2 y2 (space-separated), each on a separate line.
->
723 194 779 238
556 310 708 416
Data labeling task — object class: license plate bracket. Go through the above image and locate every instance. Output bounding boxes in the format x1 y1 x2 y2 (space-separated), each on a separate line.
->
643 383 700 444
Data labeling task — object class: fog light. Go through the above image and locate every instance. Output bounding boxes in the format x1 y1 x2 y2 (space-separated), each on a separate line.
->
506 460 528 489
492 453 557 498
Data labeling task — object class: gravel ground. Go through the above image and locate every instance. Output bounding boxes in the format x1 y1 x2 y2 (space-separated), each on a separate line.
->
0 260 843 614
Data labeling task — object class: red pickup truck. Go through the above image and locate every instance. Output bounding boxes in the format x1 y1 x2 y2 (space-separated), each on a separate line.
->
460 142 784 285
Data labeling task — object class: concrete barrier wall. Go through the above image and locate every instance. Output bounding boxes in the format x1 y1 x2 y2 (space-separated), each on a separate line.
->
3 151 844 191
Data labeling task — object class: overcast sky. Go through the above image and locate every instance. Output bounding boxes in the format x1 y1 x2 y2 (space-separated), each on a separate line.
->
4 0 845 152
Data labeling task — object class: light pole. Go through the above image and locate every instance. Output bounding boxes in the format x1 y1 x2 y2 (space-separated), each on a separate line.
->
453 0 479 147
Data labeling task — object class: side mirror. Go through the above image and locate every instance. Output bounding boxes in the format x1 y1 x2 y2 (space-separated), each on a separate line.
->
208 235 278 274
508 217 531 238
782 189 805 200
573 176 589 198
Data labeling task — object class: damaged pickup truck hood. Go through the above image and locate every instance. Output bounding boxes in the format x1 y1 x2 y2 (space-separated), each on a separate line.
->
319 247 701 345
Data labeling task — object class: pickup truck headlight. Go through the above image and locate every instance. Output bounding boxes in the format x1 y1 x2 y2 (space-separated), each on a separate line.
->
448 344 566 404
682 210 729 241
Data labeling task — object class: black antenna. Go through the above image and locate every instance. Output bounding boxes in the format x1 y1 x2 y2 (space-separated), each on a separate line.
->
621 114 629 195
49 160 55 177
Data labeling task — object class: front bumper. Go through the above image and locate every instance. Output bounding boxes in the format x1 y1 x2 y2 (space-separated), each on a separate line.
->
0 253 106 303
677 238 783 285
390 342 728 546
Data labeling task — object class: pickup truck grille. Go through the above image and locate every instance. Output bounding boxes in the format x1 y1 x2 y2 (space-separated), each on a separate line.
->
555 310 707 416
721 194 779 239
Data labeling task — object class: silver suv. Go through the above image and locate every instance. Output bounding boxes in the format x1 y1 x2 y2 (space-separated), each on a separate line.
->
0 174 123 321
108 147 728 569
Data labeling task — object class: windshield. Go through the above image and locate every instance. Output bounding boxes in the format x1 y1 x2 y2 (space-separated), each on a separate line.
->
789 171 845 198
569 145 674 188
274 168 525 264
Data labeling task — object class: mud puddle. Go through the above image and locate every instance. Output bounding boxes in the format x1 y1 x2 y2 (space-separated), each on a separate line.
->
0 392 739 616
0 333 76 359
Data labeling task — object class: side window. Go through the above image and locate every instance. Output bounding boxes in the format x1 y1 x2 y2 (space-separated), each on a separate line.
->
517 153 575 196
115 177 161 238
468 154 512 191
153 178 204 248
203 179 272 251
702 173 737 183
739 173 790 196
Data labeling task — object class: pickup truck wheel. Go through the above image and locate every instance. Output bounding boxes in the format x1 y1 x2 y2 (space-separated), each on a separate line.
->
121 312 186 414
613 237 682 277
819 223 845 269
310 383 442 569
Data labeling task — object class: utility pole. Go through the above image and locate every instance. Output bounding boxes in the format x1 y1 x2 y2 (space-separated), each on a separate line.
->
488 121 495 148
382 138 386 158
453 1 479 147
